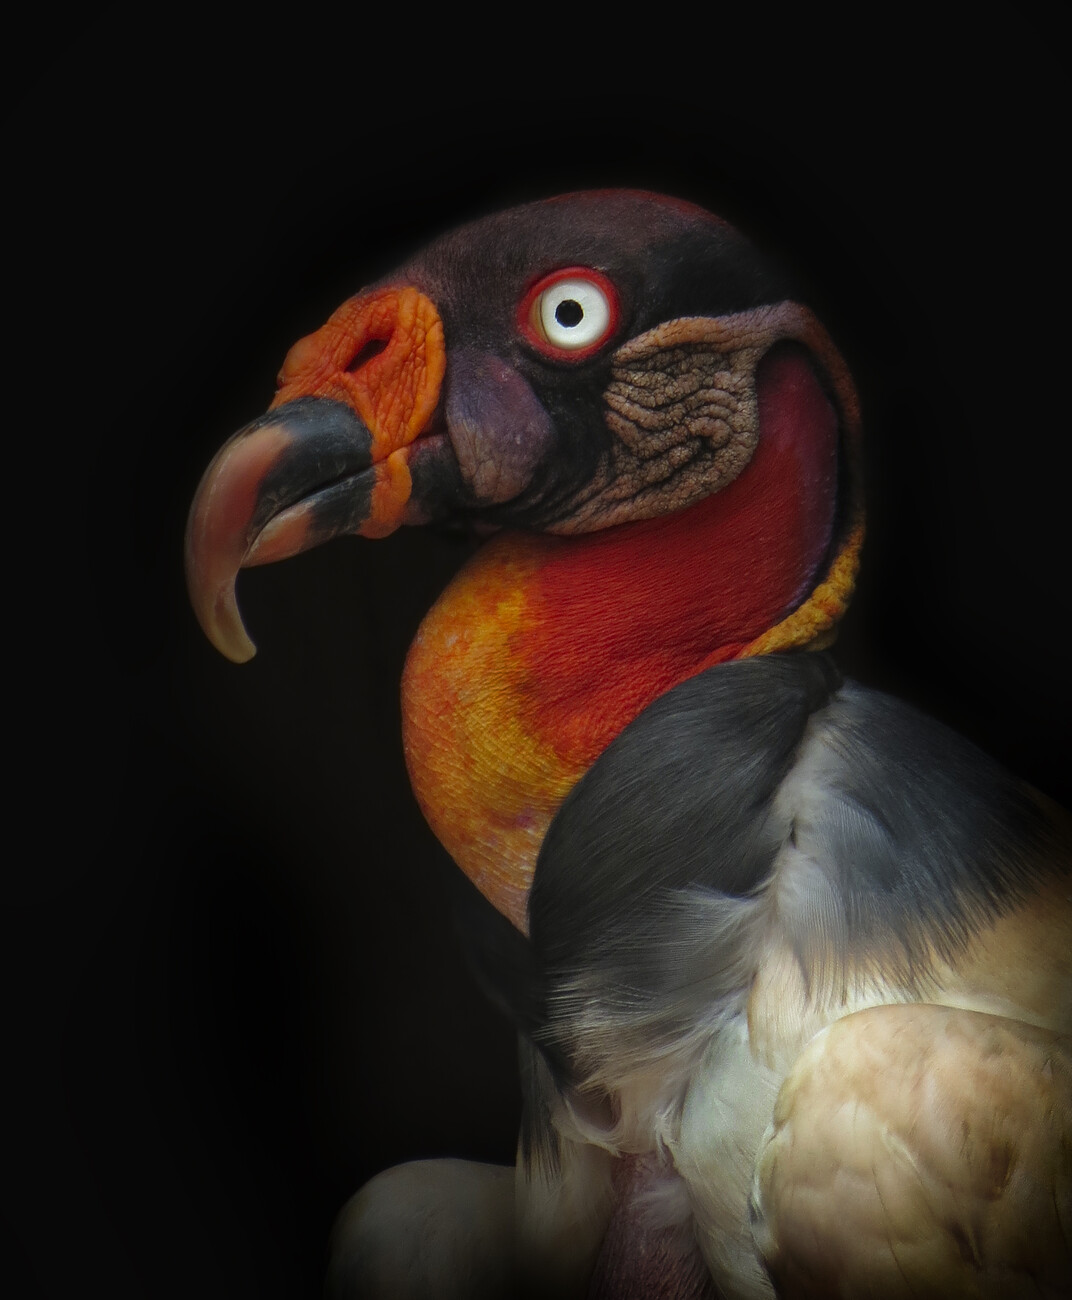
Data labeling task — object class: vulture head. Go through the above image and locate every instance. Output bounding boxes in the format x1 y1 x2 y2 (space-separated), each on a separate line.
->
186 190 863 930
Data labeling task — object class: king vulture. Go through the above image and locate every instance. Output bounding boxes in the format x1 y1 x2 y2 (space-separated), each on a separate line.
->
185 191 1072 1299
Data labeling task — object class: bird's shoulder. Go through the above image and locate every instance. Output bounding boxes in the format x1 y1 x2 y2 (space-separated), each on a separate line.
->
525 652 1071 1075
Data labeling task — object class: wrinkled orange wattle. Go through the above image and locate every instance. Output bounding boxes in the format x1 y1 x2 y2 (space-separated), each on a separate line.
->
185 288 446 662
271 287 446 537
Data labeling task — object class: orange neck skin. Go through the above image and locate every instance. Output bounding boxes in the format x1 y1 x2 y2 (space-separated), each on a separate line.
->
402 347 841 929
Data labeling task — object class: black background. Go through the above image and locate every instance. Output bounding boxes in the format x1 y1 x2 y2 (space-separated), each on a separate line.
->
8 8 1069 1297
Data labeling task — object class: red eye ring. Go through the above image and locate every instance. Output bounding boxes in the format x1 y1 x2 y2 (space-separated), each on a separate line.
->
518 266 621 361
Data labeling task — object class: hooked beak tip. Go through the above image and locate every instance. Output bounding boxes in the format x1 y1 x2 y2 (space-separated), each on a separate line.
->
184 523 259 663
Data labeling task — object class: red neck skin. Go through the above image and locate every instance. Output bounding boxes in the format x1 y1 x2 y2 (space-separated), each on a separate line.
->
513 344 839 768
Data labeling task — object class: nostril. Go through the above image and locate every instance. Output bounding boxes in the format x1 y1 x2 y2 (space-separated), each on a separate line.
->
347 337 389 372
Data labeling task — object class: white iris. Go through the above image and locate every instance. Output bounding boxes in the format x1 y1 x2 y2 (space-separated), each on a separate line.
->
538 278 612 350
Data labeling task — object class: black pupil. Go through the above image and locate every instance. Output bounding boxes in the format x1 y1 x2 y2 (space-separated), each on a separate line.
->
555 298 584 328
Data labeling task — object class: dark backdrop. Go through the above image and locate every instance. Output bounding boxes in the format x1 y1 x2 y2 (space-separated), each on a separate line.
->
8 8 1068 1297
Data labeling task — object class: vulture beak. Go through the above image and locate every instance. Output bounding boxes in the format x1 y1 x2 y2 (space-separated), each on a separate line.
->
185 286 446 663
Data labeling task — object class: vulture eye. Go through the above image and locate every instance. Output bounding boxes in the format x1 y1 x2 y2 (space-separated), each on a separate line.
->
520 267 620 360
